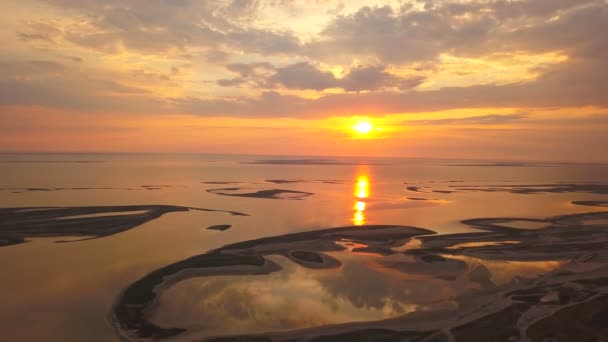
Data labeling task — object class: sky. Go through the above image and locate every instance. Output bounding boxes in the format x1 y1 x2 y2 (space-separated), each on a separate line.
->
1 0 607 162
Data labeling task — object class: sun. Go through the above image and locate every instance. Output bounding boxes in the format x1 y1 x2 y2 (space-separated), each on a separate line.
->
353 121 373 134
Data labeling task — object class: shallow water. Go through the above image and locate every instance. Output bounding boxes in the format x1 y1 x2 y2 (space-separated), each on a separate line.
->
0 153 607 341
149 253 458 339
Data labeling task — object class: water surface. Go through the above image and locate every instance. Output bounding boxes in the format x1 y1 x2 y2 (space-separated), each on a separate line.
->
1 153 607 341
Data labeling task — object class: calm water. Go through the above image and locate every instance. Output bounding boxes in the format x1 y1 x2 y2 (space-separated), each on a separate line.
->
0 153 607 341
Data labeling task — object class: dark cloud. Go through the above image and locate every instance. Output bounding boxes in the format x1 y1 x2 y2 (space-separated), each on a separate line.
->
226 62 274 77
339 65 425 92
340 65 390 92
242 62 426 92
502 4 608 58
271 62 337 90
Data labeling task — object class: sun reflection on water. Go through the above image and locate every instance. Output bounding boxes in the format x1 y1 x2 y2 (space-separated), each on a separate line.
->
354 201 366 211
353 175 370 225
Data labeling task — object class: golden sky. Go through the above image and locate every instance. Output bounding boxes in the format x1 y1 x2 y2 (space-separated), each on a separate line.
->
1 0 607 161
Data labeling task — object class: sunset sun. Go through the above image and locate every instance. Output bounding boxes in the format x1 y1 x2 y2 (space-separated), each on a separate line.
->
353 121 373 135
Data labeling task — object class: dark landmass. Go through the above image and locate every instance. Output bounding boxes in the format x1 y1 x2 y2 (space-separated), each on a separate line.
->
416 212 608 260
289 250 323 263
242 159 380 166
206 337 273 342
451 302 532 341
572 200 608 207
111 211 608 341
0 205 189 246
194 208 249 217
366 200 444 211
0 233 25 247
407 197 432 201
265 179 345 185
207 329 447 342
217 225 433 252
450 183 608 194
2 187 137 193
404 182 608 195
141 185 183 190
206 225 232 231
207 188 314 200
444 162 566 167
2 185 185 193
525 295 608 341
405 186 435 194
302 329 445 342
0 205 248 247
0 160 105 163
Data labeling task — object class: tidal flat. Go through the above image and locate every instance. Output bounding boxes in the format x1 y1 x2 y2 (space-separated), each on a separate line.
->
0 205 247 247
111 212 608 341
1 154 608 341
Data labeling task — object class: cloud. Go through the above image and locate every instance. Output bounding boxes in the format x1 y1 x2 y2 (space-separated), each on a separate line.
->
270 62 337 90
216 62 275 87
203 50 230 63
16 21 63 44
226 62 274 77
1 60 65 79
174 65 608 117
503 3 608 59
3 0 608 119
17 32 56 43
3 0 608 162
309 5 448 63
37 0 303 57
2 54 607 120
0 59 162 113
395 113 528 126
216 78 247 87
304 0 605 65
227 62 426 92
339 65 425 92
